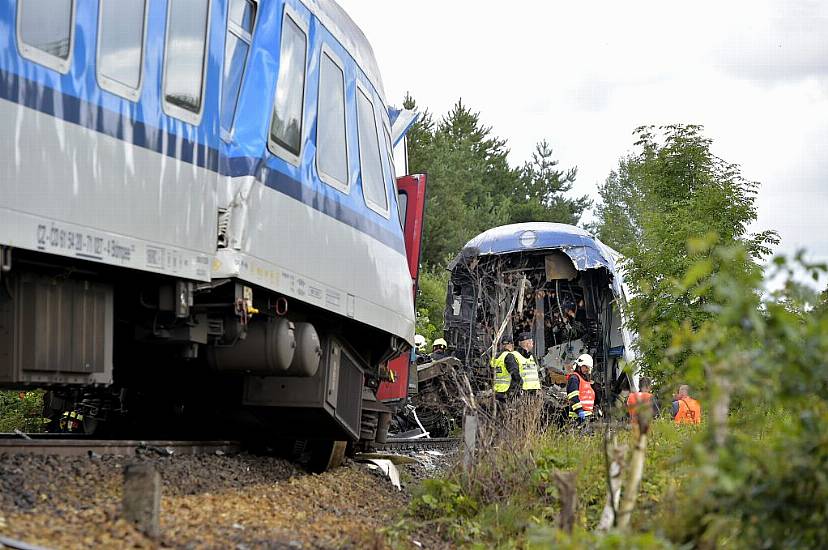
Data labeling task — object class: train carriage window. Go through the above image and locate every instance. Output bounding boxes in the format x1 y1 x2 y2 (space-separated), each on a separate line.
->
383 125 405 226
221 0 257 136
381 124 396 185
163 0 210 124
97 0 147 100
16 0 75 73
356 87 388 215
229 0 256 30
268 12 307 164
316 49 348 190
397 190 408 228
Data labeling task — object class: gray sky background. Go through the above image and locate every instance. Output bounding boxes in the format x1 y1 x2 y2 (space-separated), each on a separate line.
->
339 0 828 287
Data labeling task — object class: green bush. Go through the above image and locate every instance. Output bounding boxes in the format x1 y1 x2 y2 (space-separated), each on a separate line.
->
411 478 479 520
401 415 692 547
398 247 828 548
647 247 828 549
0 390 47 432
415 267 449 344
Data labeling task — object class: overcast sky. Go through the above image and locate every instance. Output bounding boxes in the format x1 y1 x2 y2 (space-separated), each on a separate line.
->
339 0 828 285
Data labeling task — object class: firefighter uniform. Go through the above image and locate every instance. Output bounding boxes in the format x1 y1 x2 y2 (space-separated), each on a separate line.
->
567 371 595 420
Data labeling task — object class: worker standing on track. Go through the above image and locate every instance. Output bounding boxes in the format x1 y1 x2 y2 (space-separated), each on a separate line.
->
567 354 596 425
672 384 702 424
491 334 523 401
514 332 542 394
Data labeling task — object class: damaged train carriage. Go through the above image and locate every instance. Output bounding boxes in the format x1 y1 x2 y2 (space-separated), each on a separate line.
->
443 223 637 414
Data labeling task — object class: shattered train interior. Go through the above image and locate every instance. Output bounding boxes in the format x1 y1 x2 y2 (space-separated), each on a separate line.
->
430 224 636 423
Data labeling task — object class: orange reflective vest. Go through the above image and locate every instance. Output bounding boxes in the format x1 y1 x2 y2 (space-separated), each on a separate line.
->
627 391 653 422
674 397 702 425
567 372 595 415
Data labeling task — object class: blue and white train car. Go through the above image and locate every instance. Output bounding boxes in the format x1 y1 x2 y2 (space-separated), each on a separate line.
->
0 0 425 459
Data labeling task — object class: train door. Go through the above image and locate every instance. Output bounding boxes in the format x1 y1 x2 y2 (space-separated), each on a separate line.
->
376 173 427 402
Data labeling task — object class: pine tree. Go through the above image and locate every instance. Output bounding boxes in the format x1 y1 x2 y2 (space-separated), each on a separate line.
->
506 140 590 225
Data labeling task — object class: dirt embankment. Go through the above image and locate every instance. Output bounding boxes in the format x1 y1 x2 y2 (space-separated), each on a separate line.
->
0 450 429 549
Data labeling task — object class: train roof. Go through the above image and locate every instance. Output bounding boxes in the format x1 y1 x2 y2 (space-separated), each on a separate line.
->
449 222 620 273
303 0 387 105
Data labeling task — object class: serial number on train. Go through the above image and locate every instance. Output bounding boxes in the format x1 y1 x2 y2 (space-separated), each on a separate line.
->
36 222 134 262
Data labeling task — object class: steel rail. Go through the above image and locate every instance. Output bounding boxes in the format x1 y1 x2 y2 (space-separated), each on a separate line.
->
0 436 241 457
370 437 459 453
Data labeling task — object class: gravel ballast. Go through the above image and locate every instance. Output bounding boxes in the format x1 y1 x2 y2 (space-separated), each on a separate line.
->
0 450 416 549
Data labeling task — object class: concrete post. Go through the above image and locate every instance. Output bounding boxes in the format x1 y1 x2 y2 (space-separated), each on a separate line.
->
122 463 161 539
462 412 478 471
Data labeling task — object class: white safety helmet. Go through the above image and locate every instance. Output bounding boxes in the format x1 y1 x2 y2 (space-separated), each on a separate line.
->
414 334 426 351
575 354 594 372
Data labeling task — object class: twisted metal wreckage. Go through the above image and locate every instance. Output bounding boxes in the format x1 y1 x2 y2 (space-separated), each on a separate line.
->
396 223 639 437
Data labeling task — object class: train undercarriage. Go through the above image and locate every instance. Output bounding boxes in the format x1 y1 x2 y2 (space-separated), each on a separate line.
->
0 247 400 470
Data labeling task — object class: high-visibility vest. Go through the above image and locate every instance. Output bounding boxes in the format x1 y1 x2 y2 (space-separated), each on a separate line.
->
674 397 702 425
513 352 541 390
627 391 653 422
567 372 595 417
491 351 513 393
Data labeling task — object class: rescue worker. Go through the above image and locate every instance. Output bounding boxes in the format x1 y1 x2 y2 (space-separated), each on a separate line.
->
513 332 542 393
413 334 429 364
672 385 702 425
627 377 659 424
430 338 449 361
567 354 596 424
491 334 523 400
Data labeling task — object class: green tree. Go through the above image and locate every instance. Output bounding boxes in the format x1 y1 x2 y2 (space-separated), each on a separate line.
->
409 99 515 267
402 92 434 174
505 140 591 225
591 125 778 378
415 268 450 343
589 158 643 251
405 97 589 269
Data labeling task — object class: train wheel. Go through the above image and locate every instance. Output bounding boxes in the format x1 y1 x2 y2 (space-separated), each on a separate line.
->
305 439 347 473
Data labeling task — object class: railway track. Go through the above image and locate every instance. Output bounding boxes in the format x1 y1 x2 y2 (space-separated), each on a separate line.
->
370 437 459 453
0 434 240 457
0 432 457 457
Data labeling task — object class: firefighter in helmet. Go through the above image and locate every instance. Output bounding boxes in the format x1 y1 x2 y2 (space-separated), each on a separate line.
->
567 354 596 424
430 338 449 361
413 334 429 364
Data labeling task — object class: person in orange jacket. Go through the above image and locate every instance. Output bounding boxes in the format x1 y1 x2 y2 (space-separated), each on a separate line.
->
672 385 702 424
627 377 659 424
567 354 596 424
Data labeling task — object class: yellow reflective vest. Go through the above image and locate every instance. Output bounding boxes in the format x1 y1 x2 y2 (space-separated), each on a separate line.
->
514 352 541 390
492 351 513 393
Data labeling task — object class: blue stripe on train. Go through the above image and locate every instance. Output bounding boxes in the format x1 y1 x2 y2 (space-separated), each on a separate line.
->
0 70 405 254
